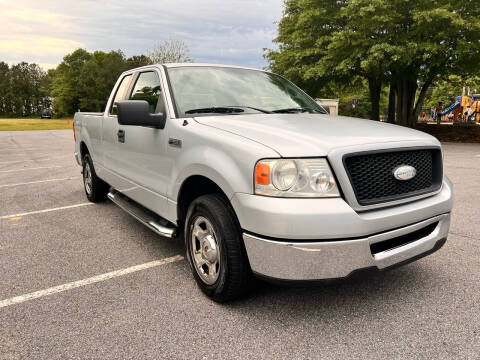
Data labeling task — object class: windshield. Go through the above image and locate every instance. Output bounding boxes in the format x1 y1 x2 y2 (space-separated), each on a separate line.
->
166 67 327 117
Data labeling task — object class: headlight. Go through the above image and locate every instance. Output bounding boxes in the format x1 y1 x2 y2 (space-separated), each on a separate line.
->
254 158 340 197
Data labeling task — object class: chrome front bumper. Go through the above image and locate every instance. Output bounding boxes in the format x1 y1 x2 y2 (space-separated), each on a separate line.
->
243 213 450 281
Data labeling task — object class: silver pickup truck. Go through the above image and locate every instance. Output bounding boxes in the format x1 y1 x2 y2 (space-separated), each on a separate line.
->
74 63 453 302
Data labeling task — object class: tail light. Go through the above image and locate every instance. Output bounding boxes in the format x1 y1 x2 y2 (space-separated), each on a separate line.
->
72 120 76 141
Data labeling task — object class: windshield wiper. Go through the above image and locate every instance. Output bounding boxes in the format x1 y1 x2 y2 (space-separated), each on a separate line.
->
184 107 245 115
272 107 321 114
185 106 272 115
223 106 272 114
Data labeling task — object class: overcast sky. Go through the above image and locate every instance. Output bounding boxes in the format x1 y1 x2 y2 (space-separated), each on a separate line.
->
0 0 284 70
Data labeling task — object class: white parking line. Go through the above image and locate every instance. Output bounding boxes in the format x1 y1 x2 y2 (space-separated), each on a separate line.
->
0 158 72 165
0 165 70 173
0 255 184 308
0 203 93 220
0 158 56 164
0 177 78 188
0 159 46 164
0 148 39 151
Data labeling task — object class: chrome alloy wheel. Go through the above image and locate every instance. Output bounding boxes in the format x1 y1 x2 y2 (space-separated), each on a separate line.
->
190 216 221 285
83 161 93 195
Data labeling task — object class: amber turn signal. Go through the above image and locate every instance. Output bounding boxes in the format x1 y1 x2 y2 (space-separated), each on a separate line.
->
255 162 270 185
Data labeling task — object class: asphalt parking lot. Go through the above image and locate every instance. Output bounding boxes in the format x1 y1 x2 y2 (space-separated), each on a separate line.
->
0 130 479 359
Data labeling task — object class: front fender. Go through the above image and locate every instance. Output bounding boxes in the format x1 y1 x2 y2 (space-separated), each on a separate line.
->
162 120 279 224
170 146 250 201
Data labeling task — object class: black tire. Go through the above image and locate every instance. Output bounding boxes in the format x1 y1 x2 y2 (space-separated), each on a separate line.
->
82 153 109 202
185 194 251 302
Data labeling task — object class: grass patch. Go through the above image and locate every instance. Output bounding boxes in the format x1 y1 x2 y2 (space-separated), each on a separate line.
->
0 118 73 131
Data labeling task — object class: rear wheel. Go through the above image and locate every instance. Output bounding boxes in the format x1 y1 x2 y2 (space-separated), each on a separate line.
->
82 153 109 202
185 194 251 302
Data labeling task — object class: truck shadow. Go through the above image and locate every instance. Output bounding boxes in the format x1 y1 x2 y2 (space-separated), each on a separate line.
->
227 263 441 319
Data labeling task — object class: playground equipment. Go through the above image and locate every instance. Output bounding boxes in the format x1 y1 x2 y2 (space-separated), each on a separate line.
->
440 96 461 117
441 94 480 123
472 95 480 123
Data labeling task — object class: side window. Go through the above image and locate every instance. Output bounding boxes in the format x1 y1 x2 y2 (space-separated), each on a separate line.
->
110 74 132 115
129 71 165 114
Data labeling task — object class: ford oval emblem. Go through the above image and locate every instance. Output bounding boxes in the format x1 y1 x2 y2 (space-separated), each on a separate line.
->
393 165 416 181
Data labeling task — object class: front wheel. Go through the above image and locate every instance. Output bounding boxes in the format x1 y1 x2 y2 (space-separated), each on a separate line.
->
185 194 251 302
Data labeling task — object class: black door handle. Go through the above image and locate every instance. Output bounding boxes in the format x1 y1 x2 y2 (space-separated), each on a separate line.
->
117 129 125 143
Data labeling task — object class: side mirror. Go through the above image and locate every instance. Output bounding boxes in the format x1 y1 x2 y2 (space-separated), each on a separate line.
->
117 100 166 129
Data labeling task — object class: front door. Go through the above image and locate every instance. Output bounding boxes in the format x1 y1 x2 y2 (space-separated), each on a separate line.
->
113 70 170 215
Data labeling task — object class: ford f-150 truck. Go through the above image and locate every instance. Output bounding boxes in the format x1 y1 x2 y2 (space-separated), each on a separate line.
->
74 63 453 302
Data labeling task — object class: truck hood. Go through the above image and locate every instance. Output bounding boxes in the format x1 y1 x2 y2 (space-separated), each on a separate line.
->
194 114 438 157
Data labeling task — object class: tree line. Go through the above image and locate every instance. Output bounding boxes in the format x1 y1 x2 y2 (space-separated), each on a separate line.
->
0 62 51 117
265 0 480 126
0 40 192 118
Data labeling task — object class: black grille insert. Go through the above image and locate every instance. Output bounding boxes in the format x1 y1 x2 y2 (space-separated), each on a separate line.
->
344 148 442 205
370 221 438 255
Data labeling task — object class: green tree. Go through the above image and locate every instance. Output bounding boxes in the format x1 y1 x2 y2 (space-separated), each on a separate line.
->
386 0 480 127
3 48 168 117
27 63 47 115
51 49 92 116
38 68 56 112
77 50 129 112
4 62 47 116
265 0 480 126
264 0 348 98
126 55 151 69
317 0 395 120
50 45 193 115
0 62 10 115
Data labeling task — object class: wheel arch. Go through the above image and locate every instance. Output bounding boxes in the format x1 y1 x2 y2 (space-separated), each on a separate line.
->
176 175 232 227
79 141 90 160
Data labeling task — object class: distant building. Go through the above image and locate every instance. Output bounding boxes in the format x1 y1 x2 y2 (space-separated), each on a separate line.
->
316 99 339 115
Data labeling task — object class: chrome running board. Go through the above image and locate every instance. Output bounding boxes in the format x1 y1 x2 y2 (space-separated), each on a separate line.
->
107 190 177 238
